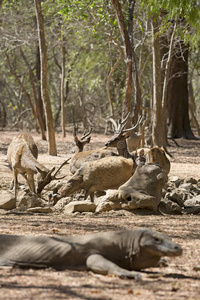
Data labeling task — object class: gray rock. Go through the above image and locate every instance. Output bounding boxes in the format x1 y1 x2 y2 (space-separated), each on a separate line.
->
158 199 182 215
118 163 168 211
27 207 53 213
184 177 198 184
0 190 16 210
169 176 183 188
184 196 200 207
183 206 200 214
165 191 185 207
64 200 96 214
18 192 46 208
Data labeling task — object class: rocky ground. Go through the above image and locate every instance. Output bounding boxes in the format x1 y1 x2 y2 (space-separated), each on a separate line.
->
0 130 200 300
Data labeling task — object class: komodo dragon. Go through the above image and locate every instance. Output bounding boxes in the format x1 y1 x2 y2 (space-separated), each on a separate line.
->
0 228 182 279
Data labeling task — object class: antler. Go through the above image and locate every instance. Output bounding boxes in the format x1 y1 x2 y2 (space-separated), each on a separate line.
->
116 112 130 133
122 115 144 133
80 127 92 140
52 158 71 180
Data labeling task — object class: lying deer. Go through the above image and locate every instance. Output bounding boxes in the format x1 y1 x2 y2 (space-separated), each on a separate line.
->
7 133 69 197
105 113 143 159
105 114 170 174
70 127 117 174
54 156 134 204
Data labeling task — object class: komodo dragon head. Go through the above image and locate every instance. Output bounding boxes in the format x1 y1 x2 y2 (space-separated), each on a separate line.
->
129 228 182 270
139 229 182 257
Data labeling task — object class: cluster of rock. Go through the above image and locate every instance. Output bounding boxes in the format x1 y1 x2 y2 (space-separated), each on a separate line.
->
1 163 200 215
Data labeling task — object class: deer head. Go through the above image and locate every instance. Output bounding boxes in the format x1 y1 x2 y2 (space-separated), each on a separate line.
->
73 126 92 152
36 158 70 194
105 113 143 148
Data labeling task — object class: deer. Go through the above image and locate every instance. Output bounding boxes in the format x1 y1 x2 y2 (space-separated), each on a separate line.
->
70 126 117 174
105 113 170 174
54 156 134 204
7 133 69 197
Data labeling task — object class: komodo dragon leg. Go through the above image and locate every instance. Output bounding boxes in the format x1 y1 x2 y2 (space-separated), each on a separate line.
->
86 254 141 280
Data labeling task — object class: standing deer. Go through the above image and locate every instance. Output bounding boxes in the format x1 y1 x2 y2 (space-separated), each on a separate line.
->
54 156 134 204
70 127 117 174
7 133 69 197
105 114 170 174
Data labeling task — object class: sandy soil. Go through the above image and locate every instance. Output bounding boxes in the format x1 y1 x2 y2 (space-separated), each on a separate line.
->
0 130 200 300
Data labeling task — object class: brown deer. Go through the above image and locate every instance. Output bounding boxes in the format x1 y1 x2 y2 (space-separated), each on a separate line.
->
54 156 133 204
105 113 144 159
7 133 69 197
70 127 117 174
105 114 170 174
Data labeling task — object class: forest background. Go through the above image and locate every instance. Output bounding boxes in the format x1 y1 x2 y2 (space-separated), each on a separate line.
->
1 0 200 155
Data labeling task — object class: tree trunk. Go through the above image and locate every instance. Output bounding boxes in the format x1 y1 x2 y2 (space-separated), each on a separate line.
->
61 40 66 138
111 0 133 124
167 42 195 139
151 19 167 148
34 0 57 155
35 45 46 131
20 47 46 140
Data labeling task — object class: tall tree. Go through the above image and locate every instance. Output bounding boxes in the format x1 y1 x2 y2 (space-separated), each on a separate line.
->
167 41 195 139
111 0 134 122
34 0 57 155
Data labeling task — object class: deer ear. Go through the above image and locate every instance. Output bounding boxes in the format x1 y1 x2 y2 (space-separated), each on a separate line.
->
35 166 46 175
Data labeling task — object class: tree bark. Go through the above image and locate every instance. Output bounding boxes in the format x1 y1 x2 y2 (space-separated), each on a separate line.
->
35 45 46 131
167 42 195 139
151 19 167 148
20 47 46 140
61 40 66 138
111 0 133 123
34 0 57 155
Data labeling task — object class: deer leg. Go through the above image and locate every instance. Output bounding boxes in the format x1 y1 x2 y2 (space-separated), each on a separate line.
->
84 189 94 202
13 169 18 198
26 173 35 193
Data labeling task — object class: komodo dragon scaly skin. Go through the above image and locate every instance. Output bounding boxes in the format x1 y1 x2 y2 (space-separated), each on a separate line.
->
0 228 182 279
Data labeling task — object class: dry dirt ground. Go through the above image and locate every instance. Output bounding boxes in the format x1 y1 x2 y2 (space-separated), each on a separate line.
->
0 130 200 300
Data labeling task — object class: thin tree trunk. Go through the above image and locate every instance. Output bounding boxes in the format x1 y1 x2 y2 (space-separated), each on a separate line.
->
107 36 123 116
151 19 167 148
61 39 66 138
34 0 57 155
5 51 37 124
20 47 46 140
35 45 46 130
111 0 133 124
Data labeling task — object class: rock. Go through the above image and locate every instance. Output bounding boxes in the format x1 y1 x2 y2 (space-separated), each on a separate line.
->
184 177 198 184
158 199 182 215
165 191 185 207
184 196 200 207
54 197 73 211
0 190 16 210
27 207 53 213
118 163 168 211
183 206 200 214
64 200 96 214
170 176 183 188
18 192 46 208
179 182 193 191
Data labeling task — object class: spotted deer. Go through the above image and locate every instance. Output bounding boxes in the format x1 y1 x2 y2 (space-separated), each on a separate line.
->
7 133 69 197
105 114 170 174
105 113 144 160
70 127 117 174
54 156 134 204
